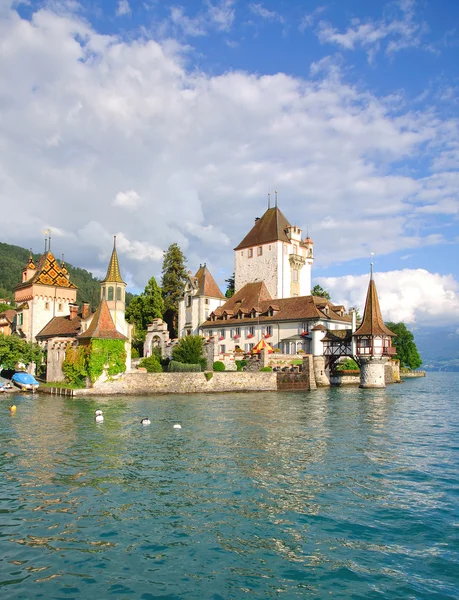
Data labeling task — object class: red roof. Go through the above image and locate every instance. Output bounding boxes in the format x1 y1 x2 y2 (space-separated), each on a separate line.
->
78 300 127 341
234 207 292 250
194 265 225 298
353 277 395 337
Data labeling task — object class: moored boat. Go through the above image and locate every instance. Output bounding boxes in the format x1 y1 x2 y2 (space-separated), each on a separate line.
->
12 372 39 392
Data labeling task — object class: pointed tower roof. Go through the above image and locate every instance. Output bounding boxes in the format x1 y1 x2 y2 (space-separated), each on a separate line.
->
194 264 225 298
15 251 77 291
79 300 127 340
234 206 292 250
353 272 395 337
102 236 126 284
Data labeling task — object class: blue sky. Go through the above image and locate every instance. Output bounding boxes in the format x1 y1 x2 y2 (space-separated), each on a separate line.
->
1 0 459 324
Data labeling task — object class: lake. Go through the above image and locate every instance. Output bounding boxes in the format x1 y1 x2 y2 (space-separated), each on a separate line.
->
1 373 458 599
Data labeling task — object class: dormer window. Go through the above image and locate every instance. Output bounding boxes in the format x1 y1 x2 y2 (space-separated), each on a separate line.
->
267 308 273 317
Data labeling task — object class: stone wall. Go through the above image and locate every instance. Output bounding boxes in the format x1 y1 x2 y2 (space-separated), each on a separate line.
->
73 371 278 396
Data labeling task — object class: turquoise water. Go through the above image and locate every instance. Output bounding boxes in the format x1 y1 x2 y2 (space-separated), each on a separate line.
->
1 374 458 599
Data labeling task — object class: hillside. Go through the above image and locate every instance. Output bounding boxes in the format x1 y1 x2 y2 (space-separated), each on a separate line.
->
0 241 102 309
414 325 459 372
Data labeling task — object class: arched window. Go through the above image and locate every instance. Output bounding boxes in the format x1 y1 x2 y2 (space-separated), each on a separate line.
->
116 287 121 301
108 286 114 301
102 287 105 298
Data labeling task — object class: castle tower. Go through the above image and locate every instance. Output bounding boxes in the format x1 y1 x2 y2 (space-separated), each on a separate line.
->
353 267 396 388
100 236 127 334
234 203 314 299
100 236 133 369
14 249 78 342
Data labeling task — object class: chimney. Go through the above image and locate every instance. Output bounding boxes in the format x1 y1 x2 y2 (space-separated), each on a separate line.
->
69 303 78 320
81 302 90 319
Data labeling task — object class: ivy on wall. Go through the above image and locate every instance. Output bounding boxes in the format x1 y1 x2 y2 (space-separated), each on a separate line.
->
62 339 126 386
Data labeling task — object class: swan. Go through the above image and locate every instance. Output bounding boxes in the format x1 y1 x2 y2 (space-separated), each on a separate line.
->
173 424 182 429
95 409 104 423
141 418 151 425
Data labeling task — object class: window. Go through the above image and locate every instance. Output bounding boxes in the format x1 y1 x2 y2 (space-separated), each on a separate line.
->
108 286 114 301
208 330 213 336
186 295 192 307
116 287 121 301
248 248 253 258
247 326 255 336
205 298 209 305
235 327 240 336
18 313 23 326
58 303 63 312
241 251 243 256
257 246 263 256
219 329 226 338
269 245 272 251
293 269 298 282
45 302 50 310
266 326 272 336
219 345 226 354
102 287 106 298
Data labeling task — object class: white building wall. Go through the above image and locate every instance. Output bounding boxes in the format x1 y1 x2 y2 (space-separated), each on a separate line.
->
21 293 73 342
235 243 280 297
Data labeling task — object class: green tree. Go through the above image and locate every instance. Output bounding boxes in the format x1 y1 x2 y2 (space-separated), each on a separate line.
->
126 276 164 355
0 303 13 313
385 322 422 370
172 335 206 370
0 334 43 369
161 243 187 338
225 273 235 298
311 284 330 299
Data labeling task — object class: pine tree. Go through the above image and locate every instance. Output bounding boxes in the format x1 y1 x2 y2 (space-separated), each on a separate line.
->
161 243 187 338
225 273 235 298
311 284 330 299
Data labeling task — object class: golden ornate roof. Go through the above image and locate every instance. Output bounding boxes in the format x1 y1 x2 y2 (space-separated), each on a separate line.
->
101 237 126 284
15 251 77 290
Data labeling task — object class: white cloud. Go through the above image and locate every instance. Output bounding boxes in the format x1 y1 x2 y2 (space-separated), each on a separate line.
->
113 189 144 210
116 0 131 18
206 0 235 32
316 269 459 326
249 3 284 23
168 1 235 38
0 3 457 290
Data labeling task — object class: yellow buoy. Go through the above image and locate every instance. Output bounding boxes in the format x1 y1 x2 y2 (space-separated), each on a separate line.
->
9 405 17 412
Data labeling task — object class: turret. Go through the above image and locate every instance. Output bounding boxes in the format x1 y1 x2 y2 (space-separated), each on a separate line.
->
353 266 396 388
100 236 127 331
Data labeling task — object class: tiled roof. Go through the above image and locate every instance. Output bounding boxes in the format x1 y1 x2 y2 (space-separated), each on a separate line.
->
0 309 16 324
202 282 352 326
15 251 77 291
101 237 126 284
234 207 292 250
78 300 127 340
194 265 225 298
36 315 83 339
353 277 395 337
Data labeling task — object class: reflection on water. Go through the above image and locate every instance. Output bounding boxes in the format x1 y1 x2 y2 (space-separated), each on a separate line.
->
1 374 459 599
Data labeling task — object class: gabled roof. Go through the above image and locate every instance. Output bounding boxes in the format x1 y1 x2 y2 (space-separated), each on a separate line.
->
36 314 83 339
15 251 77 291
194 265 225 298
234 207 292 250
78 300 127 341
0 309 16 324
101 237 126 284
353 275 395 337
202 282 352 326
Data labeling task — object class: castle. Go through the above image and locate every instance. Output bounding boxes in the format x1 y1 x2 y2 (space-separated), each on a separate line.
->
178 201 396 388
13 236 133 381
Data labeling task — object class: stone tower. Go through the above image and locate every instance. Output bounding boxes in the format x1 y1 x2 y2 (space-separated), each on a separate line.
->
353 268 396 388
100 236 128 336
234 202 314 299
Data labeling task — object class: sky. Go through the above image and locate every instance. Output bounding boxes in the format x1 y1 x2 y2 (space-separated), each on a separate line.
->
0 0 458 326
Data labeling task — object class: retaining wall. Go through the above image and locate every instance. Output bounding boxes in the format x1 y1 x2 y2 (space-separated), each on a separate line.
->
72 371 278 396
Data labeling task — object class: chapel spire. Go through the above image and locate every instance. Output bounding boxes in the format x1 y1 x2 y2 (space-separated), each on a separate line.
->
102 236 126 284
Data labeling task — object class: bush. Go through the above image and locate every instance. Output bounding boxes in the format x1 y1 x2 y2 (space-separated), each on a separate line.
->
273 348 281 353
235 359 247 372
139 355 162 373
131 347 140 359
260 366 273 372
168 360 202 372
336 358 359 371
213 361 225 372
172 335 206 370
204 371 213 381
297 349 305 354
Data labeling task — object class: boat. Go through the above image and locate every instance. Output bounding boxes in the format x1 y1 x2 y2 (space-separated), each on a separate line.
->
12 372 39 392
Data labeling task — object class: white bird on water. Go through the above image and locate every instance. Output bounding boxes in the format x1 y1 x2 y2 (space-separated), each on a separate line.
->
173 424 182 429
95 409 104 423
141 418 151 425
